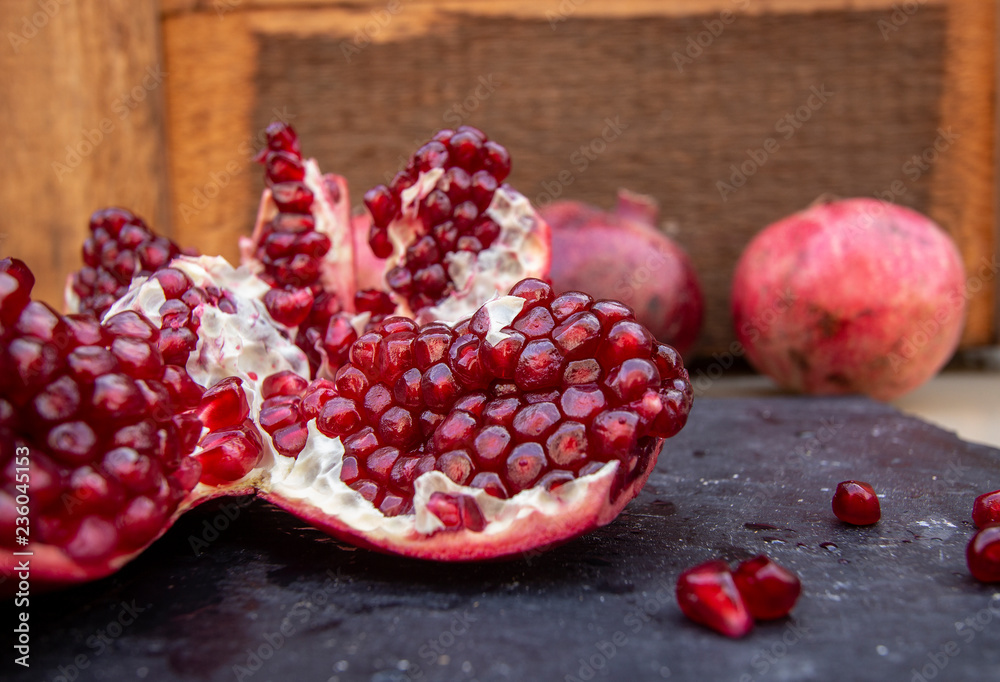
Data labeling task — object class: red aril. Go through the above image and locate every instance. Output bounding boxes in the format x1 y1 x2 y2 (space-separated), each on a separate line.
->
365 126 551 324
732 555 801 620
67 207 191 319
676 560 753 638
967 526 1000 583
832 480 880 525
972 490 1000 528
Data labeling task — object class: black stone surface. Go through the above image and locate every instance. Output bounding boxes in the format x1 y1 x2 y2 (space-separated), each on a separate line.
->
7 397 1000 682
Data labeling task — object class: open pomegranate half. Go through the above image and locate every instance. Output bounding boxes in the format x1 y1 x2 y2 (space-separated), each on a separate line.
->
108 262 692 562
3 124 692 592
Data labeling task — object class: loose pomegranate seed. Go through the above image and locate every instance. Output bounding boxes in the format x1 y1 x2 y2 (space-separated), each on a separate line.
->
732 556 801 620
832 480 880 525
972 490 1000 528
676 560 753 638
967 526 1000 582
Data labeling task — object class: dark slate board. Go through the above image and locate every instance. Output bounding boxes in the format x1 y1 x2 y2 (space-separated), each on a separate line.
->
7 397 1000 682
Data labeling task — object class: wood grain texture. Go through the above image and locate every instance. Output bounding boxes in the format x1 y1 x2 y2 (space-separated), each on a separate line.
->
160 0 993 356
928 0 996 346
0 0 169 309
161 0 946 19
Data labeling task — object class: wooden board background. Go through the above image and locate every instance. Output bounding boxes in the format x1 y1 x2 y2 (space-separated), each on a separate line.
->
0 0 995 358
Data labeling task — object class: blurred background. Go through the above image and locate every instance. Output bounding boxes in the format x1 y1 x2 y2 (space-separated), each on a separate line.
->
0 0 996 440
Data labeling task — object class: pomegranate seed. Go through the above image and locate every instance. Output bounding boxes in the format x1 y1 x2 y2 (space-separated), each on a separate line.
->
832 480 880 525
732 556 801 620
196 426 264 483
262 370 309 399
197 377 250 431
972 490 1000 528
427 492 486 531
967 526 1000 582
676 560 753 638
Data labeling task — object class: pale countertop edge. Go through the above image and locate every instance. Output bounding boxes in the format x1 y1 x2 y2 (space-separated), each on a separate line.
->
698 370 1000 450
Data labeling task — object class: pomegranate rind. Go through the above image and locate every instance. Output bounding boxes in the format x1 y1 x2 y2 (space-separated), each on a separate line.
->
731 197 966 401
261 422 663 561
0 486 248 595
543 190 703 355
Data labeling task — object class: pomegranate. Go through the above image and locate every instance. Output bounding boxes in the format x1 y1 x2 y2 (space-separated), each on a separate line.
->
676 560 753 638
542 190 703 355
732 198 966 400
0 258 205 591
66 207 191 319
732 555 801 620
5 253 693 589
967 526 1000 583
6 123 696 590
972 490 1000 528
365 126 551 324
112 268 692 561
832 480 881 525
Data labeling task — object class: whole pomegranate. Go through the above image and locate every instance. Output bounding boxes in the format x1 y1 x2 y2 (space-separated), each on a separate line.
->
542 191 703 356
731 198 966 400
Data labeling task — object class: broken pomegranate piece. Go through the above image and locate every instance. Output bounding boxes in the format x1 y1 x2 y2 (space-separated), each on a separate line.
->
66 207 190 319
972 490 1000 528
732 555 801 620
1 258 203 591
676 560 753 638
365 126 550 323
832 480 880 525
257 278 692 560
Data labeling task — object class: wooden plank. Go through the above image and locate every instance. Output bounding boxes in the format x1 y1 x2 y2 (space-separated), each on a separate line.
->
927 0 996 346
161 12 259 263
162 0 945 19
0 0 169 310
161 0 994 355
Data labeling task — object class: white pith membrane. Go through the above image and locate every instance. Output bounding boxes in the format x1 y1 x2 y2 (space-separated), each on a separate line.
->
111 271 660 560
239 158 358 312
385 168 551 325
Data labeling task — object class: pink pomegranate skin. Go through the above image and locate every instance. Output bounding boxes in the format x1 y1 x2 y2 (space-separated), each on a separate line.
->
731 198 966 400
543 192 703 356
